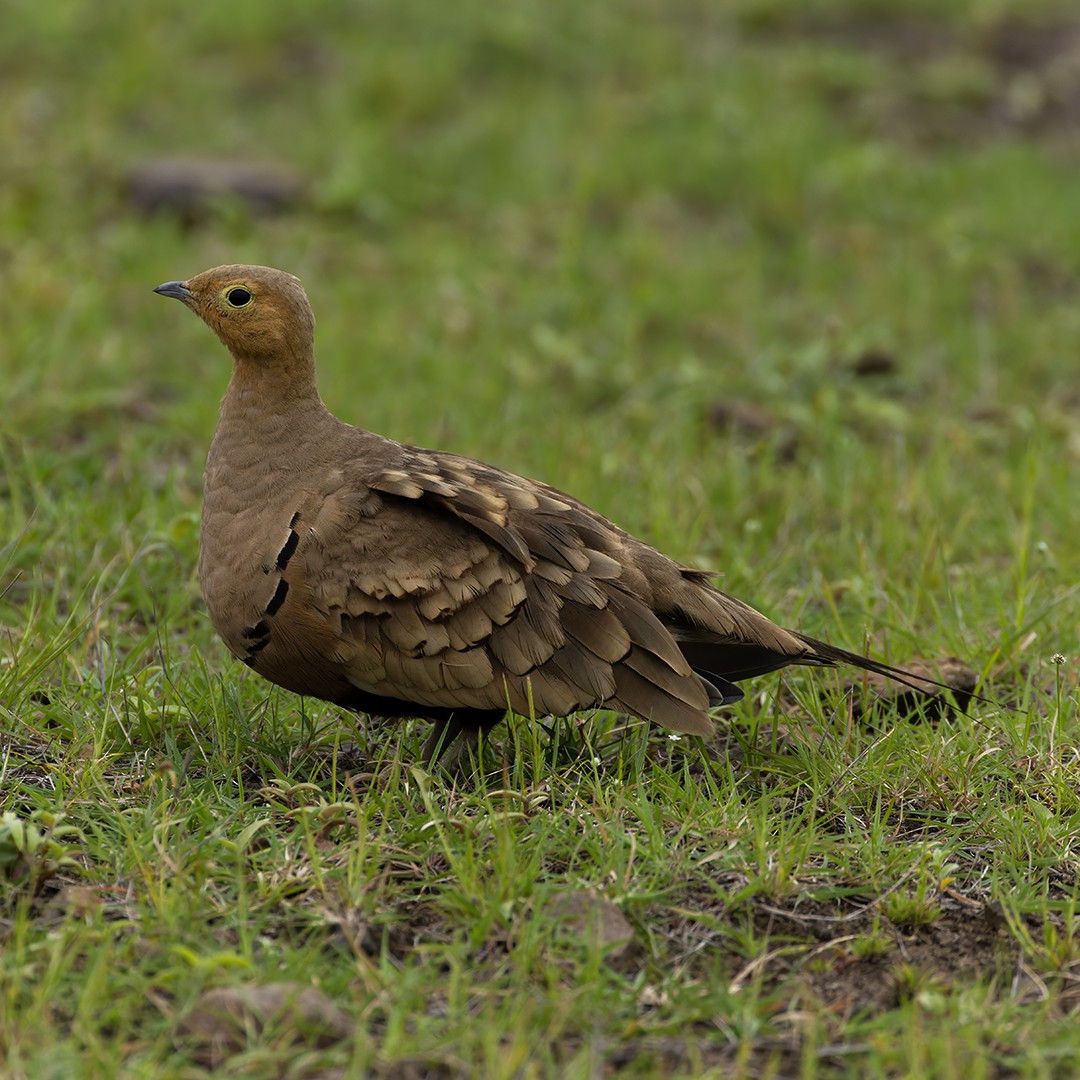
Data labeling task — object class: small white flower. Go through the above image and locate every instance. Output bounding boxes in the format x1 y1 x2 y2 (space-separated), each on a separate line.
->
1052 653 1067 665
592 756 602 767
667 733 682 742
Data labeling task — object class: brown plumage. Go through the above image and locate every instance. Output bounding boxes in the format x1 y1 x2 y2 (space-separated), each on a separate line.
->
155 264 953 762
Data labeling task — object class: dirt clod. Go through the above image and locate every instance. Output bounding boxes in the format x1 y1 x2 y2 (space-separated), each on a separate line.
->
177 981 351 1067
547 888 644 971
125 156 307 224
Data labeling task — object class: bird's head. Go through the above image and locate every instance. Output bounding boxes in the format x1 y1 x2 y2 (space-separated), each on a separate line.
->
154 263 316 364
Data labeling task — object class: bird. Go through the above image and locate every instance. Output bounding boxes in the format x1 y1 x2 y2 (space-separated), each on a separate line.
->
155 264 962 763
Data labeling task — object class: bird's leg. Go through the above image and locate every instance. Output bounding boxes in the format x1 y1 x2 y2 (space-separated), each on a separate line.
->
421 713 501 769
421 716 460 764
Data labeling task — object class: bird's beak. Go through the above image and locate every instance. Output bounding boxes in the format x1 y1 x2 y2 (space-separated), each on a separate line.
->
154 280 194 302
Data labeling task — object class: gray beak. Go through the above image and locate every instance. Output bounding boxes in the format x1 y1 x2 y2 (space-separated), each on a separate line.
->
154 280 193 302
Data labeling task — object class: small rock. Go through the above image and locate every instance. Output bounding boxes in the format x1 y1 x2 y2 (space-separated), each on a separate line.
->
707 399 798 463
377 1057 466 1080
850 348 899 377
547 889 643 971
176 981 351 1067
847 656 978 720
706 398 775 435
125 156 307 223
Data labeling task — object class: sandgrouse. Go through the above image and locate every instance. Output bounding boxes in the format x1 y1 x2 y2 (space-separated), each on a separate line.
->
156 264 950 762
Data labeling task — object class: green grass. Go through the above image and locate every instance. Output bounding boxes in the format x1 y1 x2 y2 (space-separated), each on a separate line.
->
4 0 1080 1075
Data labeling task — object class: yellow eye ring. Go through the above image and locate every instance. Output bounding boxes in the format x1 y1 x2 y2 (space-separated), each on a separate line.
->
225 286 253 308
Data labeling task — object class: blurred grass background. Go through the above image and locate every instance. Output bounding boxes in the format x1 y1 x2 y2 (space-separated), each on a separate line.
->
4 0 1080 1076
5 0 1080 657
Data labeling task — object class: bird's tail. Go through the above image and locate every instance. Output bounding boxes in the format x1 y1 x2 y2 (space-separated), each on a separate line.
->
794 634 980 710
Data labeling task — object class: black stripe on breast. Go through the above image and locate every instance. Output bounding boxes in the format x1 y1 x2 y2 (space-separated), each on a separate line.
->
265 578 289 615
243 619 270 641
241 618 272 664
274 511 302 571
275 529 299 571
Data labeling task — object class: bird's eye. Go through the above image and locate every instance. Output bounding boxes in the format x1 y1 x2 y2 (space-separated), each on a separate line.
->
225 287 253 308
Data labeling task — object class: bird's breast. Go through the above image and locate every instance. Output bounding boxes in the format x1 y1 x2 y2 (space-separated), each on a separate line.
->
199 453 310 649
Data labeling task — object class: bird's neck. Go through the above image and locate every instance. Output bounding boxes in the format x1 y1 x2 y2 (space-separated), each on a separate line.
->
212 354 336 466
223 352 326 415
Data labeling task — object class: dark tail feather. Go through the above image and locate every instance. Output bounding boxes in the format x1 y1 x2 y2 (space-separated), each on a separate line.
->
796 634 981 710
698 673 745 707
